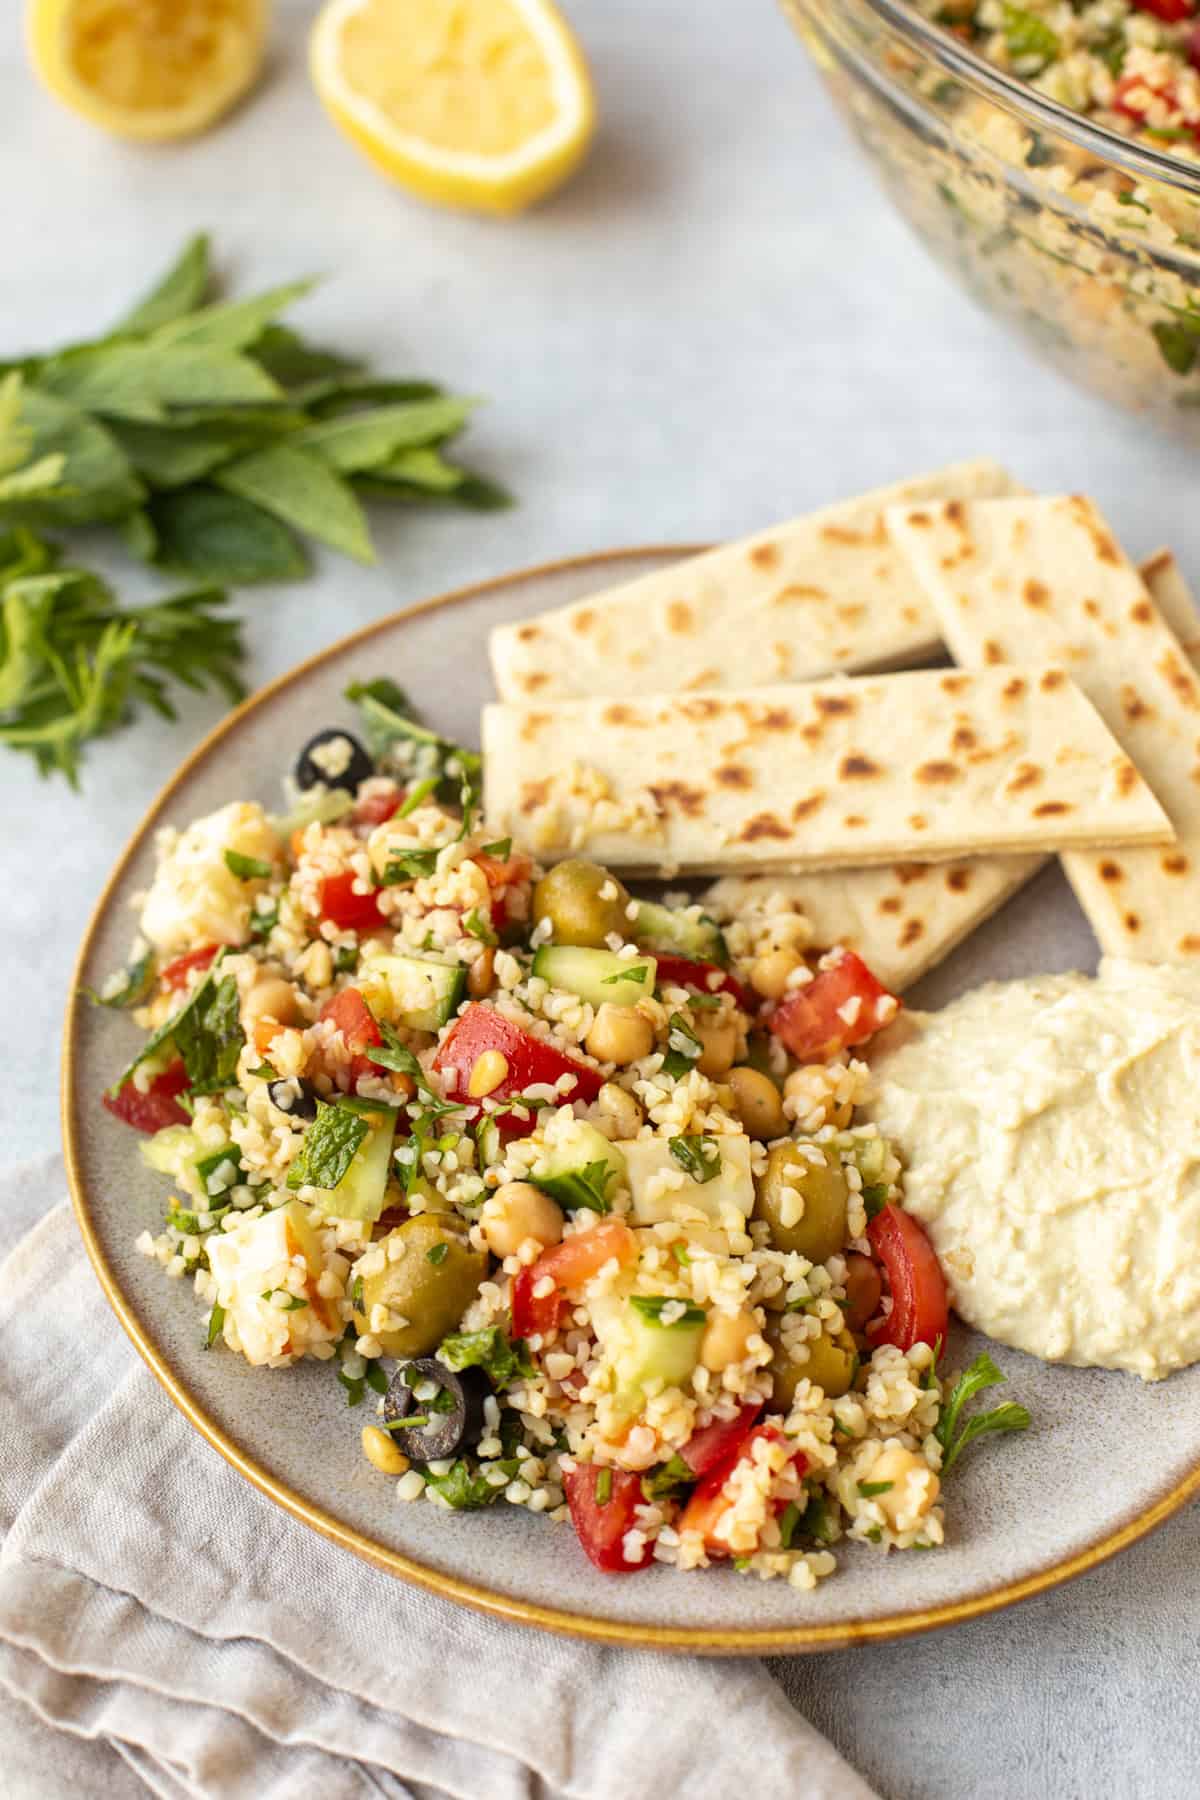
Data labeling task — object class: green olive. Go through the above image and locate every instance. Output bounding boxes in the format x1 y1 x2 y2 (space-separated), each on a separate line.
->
531 859 632 948
766 1316 858 1407
754 1142 849 1263
352 1215 487 1357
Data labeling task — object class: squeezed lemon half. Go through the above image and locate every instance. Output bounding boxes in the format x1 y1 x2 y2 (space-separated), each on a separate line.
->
26 0 268 142
309 0 596 216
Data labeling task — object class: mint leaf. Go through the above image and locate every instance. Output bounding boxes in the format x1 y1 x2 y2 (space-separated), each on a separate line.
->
286 1099 368 1192
174 972 244 1094
298 397 476 473
149 279 317 353
37 343 282 421
661 1012 702 1080
147 486 308 583
0 388 144 528
424 1459 505 1509
116 234 213 336
1001 4 1060 68
217 443 373 564
80 947 154 1010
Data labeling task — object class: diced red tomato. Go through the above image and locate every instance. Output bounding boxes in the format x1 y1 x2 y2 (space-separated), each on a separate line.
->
474 847 531 933
1132 0 1193 21
352 784 405 828
1112 69 1189 130
652 955 753 1011
563 1463 654 1573
866 1204 949 1353
318 870 387 933
433 1003 604 1138
678 1402 763 1480
319 986 384 1083
160 945 219 991
102 1061 191 1133
677 1425 807 1555
768 950 898 1063
511 1218 638 1339
1191 23 1200 69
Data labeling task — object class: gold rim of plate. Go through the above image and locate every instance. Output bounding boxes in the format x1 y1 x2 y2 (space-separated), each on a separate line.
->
60 545 1200 1654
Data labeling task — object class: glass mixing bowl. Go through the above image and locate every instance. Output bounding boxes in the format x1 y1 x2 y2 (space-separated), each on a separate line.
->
780 0 1200 437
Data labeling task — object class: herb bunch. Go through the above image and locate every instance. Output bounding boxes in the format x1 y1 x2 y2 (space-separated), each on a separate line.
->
0 233 505 583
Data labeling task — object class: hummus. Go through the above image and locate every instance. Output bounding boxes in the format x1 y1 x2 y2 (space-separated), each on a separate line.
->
865 958 1200 1380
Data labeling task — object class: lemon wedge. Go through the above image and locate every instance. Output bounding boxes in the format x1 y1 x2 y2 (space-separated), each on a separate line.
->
26 0 268 143
309 0 595 216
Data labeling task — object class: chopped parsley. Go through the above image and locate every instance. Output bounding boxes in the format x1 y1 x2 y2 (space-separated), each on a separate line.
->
397 776 439 817
532 1157 618 1215
935 1351 1031 1473
462 908 497 943
286 1099 368 1192
480 837 511 860
778 1501 800 1549
856 1480 894 1498
424 1459 507 1509
602 963 650 986
629 1294 707 1328
594 1467 613 1506
641 1454 693 1500
263 1289 309 1311
333 943 358 973
668 1134 721 1184
204 1302 225 1349
437 1326 534 1387
671 1242 691 1268
223 848 274 880
108 956 239 1096
250 900 279 940
797 1493 838 1544
337 1350 388 1408
426 1242 449 1265
366 1022 428 1081
379 847 439 884
1001 3 1059 71
661 1012 702 1079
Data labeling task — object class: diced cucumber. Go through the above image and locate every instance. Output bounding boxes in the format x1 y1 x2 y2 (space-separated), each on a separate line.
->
141 1126 241 1203
530 1121 627 1213
840 1130 890 1186
475 1116 503 1171
592 1293 707 1416
309 1107 397 1223
531 945 657 1009
632 899 728 966
623 1134 755 1225
361 954 466 1032
270 787 354 838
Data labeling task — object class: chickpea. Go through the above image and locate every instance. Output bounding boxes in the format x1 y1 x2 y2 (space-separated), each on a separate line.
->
699 1308 759 1372
727 1065 787 1140
480 1182 564 1259
242 975 299 1030
750 946 804 1001
597 1081 644 1138
467 946 496 999
693 1009 738 1078
361 1425 410 1476
586 1003 655 1066
866 1445 941 1528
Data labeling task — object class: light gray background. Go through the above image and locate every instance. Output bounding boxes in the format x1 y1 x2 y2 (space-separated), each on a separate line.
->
3 2 1197 1795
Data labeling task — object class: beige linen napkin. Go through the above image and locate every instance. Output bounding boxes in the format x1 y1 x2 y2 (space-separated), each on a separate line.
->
0 1154 875 1800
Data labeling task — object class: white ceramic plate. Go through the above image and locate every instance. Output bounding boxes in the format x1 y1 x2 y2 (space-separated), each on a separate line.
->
63 548 1200 1653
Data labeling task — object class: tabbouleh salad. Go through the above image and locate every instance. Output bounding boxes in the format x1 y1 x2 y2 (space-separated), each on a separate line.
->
94 681 1027 1585
913 0 1200 154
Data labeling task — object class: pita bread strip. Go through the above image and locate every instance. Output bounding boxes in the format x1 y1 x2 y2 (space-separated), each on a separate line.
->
1141 549 1200 667
705 854 1046 992
480 667 1172 876
890 495 1200 964
489 459 1021 704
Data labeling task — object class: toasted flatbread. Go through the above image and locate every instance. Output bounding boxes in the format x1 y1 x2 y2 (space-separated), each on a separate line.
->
890 495 1200 964
1141 549 1200 665
489 460 1020 704
481 667 1172 876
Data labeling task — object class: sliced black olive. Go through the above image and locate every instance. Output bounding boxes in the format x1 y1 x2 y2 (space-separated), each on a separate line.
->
294 728 374 793
267 1077 320 1121
383 1358 488 1464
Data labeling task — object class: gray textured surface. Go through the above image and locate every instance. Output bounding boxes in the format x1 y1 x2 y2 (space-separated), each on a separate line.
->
3 0 1200 1793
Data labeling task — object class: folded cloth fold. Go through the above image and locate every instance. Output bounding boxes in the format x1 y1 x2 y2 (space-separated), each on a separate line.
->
0 1156 875 1800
